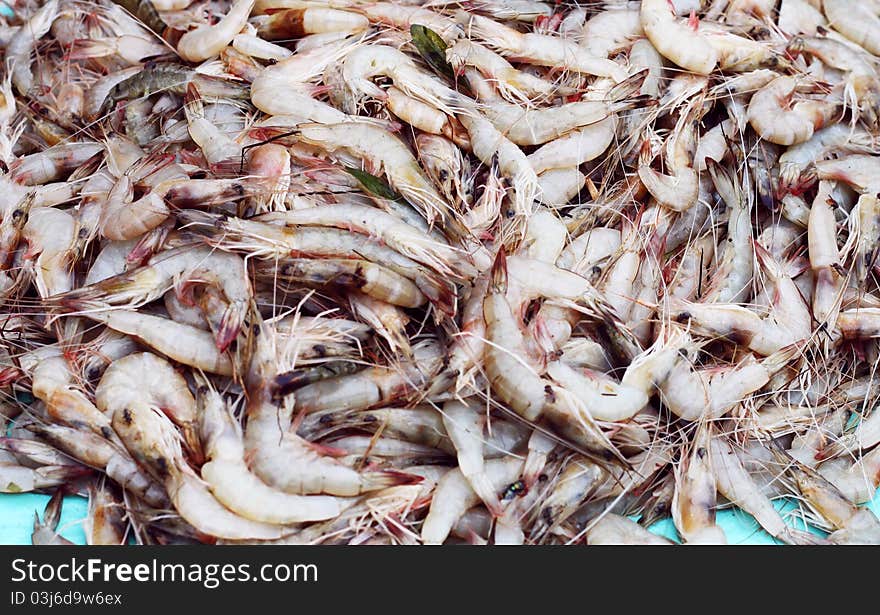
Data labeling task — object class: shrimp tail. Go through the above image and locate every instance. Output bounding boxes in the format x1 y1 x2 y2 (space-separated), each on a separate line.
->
363 469 424 490
490 247 508 294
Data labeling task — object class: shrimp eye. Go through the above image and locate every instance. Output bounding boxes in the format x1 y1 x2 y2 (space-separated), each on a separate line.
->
197 385 209 395
11 209 25 221
438 169 449 182
696 447 707 459
502 480 526 500
77 227 89 239
675 311 692 323
319 414 334 424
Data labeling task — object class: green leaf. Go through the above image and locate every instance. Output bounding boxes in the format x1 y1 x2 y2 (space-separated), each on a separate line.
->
410 24 455 81
344 167 403 201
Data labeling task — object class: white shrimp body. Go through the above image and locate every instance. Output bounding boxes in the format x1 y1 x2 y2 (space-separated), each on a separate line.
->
747 75 837 146
96 352 202 462
640 0 717 75
441 400 503 516
467 15 628 82
296 122 455 227
198 383 353 524
420 457 524 544
22 207 78 298
177 0 256 63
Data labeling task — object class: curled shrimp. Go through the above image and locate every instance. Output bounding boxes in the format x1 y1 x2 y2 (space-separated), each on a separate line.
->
6 0 60 95
747 75 838 146
177 0 256 63
197 379 354 524
56 246 250 352
96 352 203 464
640 0 717 75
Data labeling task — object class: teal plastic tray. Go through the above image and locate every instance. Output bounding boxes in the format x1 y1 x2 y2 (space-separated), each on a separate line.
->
3 490 878 544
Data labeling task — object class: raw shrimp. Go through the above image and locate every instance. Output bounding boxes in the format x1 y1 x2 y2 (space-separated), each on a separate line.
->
96 352 202 464
466 14 628 81
293 339 443 414
243 318 418 496
295 122 456 227
421 456 524 544
442 399 503 516
112 402 293 540
672 423 727 544
747 75 838 146
710 436 818 544
822 0 880 56
198 380 354 523
177 0 256 63
6 0 60 95
640 0 717 75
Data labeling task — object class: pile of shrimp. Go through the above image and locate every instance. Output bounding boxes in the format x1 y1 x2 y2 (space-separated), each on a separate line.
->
2 0 880 546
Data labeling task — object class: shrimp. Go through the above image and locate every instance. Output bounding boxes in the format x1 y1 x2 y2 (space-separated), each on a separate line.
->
640 0 717 75
257 203 466 278
96 352 202 464
822 0 880 56
179 210 457 315
852 193 880 286
57 246 250 352
747 75 838 146
466 14 628 82
818 446 880 505
292 339 443 414
9 142 104 186
531 455 606 541
638 105 699 212
112 402 293 540
446 39 566 104
70 309 234 376
482 252 624 464
27 422 169 509
483 91 635 147
177 0 255 63
22 207 78 298
777 125 877 196
197 380 354 524
813 154 880 193
710 436 819 544
415 134 472 209
6 0 60 95
295 122 456 228
586 514 674 545
262 258 426 309
250 37 356 120
183 84 243 173
243 318 418 496
788 35 880 127
256 8 368 40
546 343 677 422
441 399 503 516
457 111 539 217
1 463 84 494
672 423 727 544
341 45 469 118
85 482 127 545
420 456 524 544
808 181 846 331
771 443 880 544
580 7 642 59
68 35 168 67
702 163 753 304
